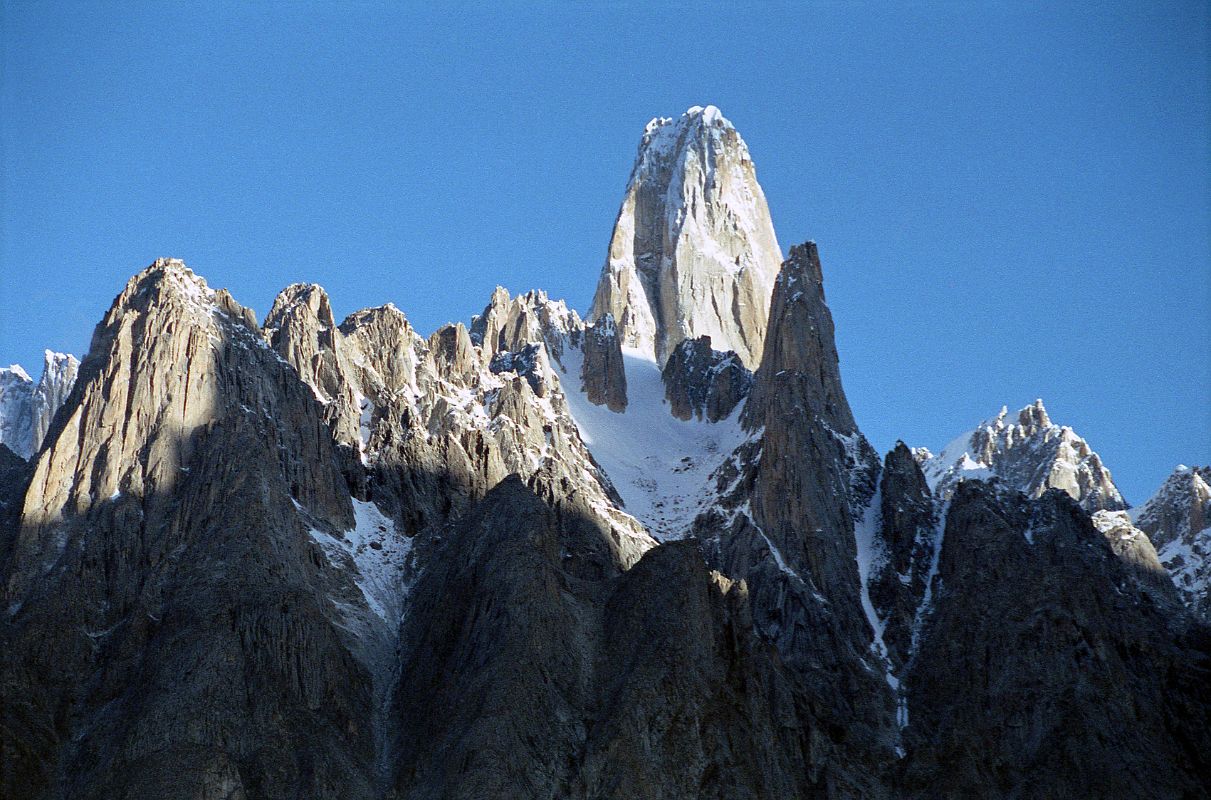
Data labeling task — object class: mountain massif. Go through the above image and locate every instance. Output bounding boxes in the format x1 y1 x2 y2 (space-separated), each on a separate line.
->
2 106 1208 800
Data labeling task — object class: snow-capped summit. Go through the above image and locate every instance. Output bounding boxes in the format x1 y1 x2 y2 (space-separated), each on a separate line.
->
0 350 79 460
588 105 783 370
0 366 36 456
922 399 1125 512
1132 465 1211 618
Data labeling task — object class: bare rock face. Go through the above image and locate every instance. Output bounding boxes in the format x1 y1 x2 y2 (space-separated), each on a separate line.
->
588 106 782 369
2 260 374 800
693 242 896 796
0 351 79 460
921 399 1125 513
330 286 653 572
580 314 627 412
339 303 423 402
660 335 751 422
868 442 937 673
389 476 816 799
742 242 859 434
264 283 364 449
901 483 1211 799
1089 509 1177 601
1133 465 1211 618
428 322 478 381
471 286 582 367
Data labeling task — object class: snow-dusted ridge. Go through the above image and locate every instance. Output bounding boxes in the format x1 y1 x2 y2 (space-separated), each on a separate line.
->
920 399 1124 513
1132 465 1211 617
0 350 80 459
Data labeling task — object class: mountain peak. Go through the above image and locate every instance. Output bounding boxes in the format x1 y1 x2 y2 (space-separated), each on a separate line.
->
4 364 31 382
116 258 220 317
922 400 1125 512
265 283 337 333
589 106 782 369
0 352 79 460
686 103 723 121
1133 464 1211 618
1018 398 1051 429
742 241 857 434
642 105 732 148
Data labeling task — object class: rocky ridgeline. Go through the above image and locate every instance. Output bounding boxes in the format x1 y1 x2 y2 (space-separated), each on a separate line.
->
0 350 79 460
919 399 1126 513
1133 465 1211 618
2 110 1209 800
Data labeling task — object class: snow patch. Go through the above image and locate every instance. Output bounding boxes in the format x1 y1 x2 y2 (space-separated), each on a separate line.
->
310 500 412 625
562 345 747 541
852 483 910 733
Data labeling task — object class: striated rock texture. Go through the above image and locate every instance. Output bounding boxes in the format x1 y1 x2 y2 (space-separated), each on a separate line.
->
588 105 782 369
900 483 1211 799
693 241 896 796
661 335 752 422
389 477 815 800
0 351 79 460
2 260 373 799
1134 465 1211 618
471 285 582 367
867 442 937 674
921 399 1126 513
263 283 364 450
580 314 627 412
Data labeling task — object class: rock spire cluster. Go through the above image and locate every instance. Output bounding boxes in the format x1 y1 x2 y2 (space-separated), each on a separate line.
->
1 110 1208 800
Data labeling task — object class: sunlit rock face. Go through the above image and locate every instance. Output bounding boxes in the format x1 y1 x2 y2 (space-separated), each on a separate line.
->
920 399 1125 513
589 105 783 370
1132 465 1211 618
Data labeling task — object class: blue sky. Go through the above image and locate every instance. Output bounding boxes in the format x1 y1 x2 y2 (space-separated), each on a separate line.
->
2 1 1207 502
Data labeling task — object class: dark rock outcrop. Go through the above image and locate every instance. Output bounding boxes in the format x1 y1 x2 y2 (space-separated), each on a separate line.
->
661 335 751 422
869 442 937 672
390 476 816 799
580 314 627 412
901 483 1211 799
693 241 897 796
1 260 373 800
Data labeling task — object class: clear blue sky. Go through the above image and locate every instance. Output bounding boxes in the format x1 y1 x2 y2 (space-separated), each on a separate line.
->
2 2 1207 503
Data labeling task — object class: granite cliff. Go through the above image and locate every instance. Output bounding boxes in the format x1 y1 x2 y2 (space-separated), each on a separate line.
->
2 108 1208 800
